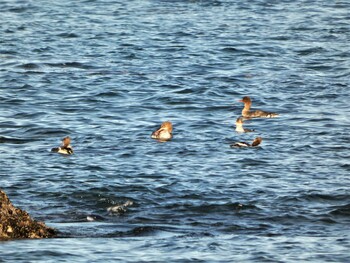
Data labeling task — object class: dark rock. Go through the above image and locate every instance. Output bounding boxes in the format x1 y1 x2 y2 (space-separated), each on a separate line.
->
0 189 56 239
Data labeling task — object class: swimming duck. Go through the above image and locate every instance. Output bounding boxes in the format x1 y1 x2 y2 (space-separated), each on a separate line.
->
151 121 173 141
239 96 278 118
230 137 262 148
235 117 254 133
51 136 74 155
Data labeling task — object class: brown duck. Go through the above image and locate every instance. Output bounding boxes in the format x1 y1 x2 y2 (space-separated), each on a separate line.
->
239 96 278 118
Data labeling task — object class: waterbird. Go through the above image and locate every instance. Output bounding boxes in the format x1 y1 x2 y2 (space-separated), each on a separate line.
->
51 136 74 155
151 121 173 141
230 137 262 148
239 96 278 118
107 201 134 214
235 117 254 133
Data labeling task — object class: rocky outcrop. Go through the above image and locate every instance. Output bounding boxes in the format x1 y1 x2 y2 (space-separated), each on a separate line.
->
0 190 56 239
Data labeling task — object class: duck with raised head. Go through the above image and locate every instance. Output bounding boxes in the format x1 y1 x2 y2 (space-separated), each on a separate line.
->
230 137 262 148
151 121 173 141
235 117 254 133
51 136 74 155
239 96 278 118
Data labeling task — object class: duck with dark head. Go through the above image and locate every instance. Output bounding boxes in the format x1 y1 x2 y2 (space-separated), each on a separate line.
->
230 137 262 148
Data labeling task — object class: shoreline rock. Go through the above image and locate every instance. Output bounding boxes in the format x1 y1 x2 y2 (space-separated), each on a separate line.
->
0 189 56 239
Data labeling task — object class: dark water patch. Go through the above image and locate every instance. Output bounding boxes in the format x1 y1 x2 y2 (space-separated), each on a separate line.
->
235 157 268 166
82 165 106 171
303 64 337 71
289 25 317 32
173 88 194 94
45 62 95 70
268 35 290 41
307 117 336 123
16 63 41 70
0 49 18 56
17 127 74 139
93 90 122 98
23 70 45 75
318 217 338 224
43 128 74 135
12 111 46 120
5 6 32 13
303 193 349 203
164 202 247 214
32 46 53 53
109 226 159 237
219 47 240 53
260 214 312 226
17 84 35 90
2 97 26 104
87 70 125 76
177 231 215 239
58 223 183 239
174 30 196 38
340 164 350 171
4 29 15 34
0 121 22 129
0 136 32 144
330 204 350 217
27 249 80 260
295 47 327 56
56 33 80 38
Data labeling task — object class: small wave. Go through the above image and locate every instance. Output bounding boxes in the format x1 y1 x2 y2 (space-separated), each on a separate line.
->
16 63 41 70
7 6 31 13
105 226 159 237
0 136 32 144
45 62 94 70
330 204 350 217
304 64 334 71
304 193 349 202
56 33 79 38
220 47 240 53
296 47 326 56
165 202 249 213
177 232 215 238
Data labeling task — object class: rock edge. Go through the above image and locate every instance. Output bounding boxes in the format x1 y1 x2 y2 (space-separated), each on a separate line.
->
0 189 56 239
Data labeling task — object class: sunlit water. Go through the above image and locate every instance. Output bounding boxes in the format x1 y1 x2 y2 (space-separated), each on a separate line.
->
1 0 349 262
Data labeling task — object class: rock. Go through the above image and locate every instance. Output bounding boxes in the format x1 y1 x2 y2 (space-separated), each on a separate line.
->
0 189 56 239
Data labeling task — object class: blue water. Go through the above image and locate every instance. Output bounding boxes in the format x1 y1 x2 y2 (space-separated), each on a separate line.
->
1 0 350 261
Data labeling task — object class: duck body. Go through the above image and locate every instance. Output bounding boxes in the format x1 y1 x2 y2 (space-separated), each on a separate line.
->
240 96 278 118
51 145 74 155
235 117 254 133
243 109 279 118
151 121 173 141
51 136 74 155
231 137 262 148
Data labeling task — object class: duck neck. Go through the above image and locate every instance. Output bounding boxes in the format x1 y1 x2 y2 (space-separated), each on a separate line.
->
242 102 251 114
235 123 244 132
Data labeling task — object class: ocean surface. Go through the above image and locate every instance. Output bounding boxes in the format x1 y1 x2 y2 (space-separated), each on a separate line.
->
1 0 349 262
